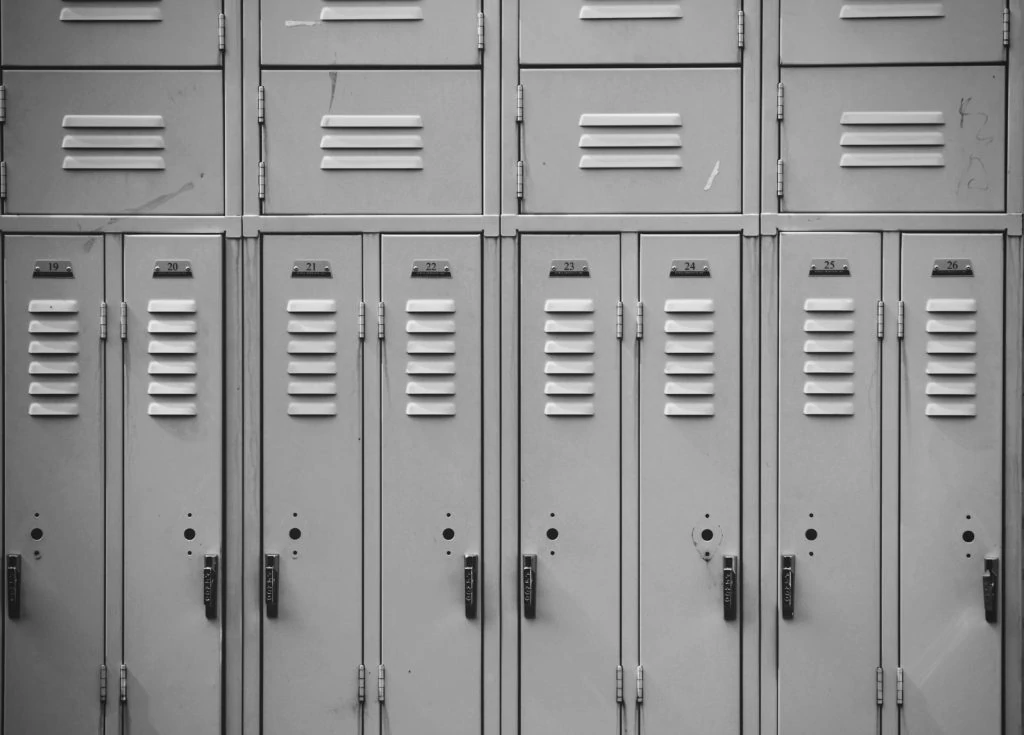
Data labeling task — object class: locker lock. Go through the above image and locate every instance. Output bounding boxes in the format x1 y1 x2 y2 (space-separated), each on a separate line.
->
781 555 795 620
723 556 738 621
983 557 998 624
6 554 21 620
203 555 219 620
522 555 538 620
265 554 280 619
464 555 478 620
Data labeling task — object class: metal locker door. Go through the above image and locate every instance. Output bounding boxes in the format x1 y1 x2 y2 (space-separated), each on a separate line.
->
261 237 364 733
520 69 741 214
777 233 882 735
123 235 223 734
261 0 480 66
781 0 1005 65
520 235 621 735
3 71 224 215
262 71 482 215
899 234 1003 735
3 236 106 734
1 0 222 67
380 235 482 733
638 235 741 733
780 66 1005 213
520 0 740 65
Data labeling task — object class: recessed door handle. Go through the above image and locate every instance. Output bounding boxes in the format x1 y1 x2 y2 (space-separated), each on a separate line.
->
781 555 795 620
464 554 478 619
6 554 21 620
723 555 738 621
983 557 998 624
522 554 537 619
264 554 280 619
203 554 218 620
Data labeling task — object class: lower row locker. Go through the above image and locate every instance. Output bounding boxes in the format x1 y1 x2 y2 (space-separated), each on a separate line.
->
777 233 883 735
519 235 622 735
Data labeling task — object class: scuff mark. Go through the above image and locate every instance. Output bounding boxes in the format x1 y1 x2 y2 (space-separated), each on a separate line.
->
328 71 338 110
703 160 720 191
957 155 990 194
285 20 320 27
121 181 195 215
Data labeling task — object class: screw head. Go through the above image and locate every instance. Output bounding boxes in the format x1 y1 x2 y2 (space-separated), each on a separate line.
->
934 265 940 271
444 265 450 273
292 265 299 273
153 265 160 272
184 265 192 273
842 264 849 271
671 265 678 273
703 265 710 273
412 265 419 272
33 266 40 273
324 265 330 272
965 264 972 272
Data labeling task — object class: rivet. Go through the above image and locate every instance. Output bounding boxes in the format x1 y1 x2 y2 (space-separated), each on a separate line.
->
842 264 849 271
153 265 160 272
292 265 299 273
65 266 72 273
444 265 450 273
703 265 710 273
671 266 678 273
412 265 419 272
33 266 40 273
184 265 192 273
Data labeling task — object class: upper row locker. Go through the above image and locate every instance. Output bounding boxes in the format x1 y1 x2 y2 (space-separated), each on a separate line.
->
781 0 1007 65
1 0 223 67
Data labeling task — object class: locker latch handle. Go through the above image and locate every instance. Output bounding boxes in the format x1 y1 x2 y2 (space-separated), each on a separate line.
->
464 554 478 620
265 554 280 619
203 554 219 620
983 557 998 624
781 555 795 620
6 554 20 620
522 554 537 620
723 555 738 621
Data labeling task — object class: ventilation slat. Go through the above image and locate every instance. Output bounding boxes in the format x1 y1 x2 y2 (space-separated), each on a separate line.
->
926 318 977 334
149 360 198 376
804 402 855 416
664 360 714 375
287 339 337 355
407 402 457 417
804 298 854 312
29 319 79 335
29 299 78 314
288 360 338 376
29 402 79 417
29 360 79 376
545 339 596 355
544 401 595 417
148 403 198 417
29 381 78 396
926 402 976 418
406 319 456 334
407 299 456 313
545 381 596 396
288 402 338 417
839 2 946 19
407 381 456 396
406 360 456 376
60 6 164 22
580 154 682 169
926 339 977 355
665 339 714 355
407 340 456 355
148 339 198 355
544 360 595 376
579 2 683 19
804 360 855 375
545 319 596 334
148 299 197 313
926 360 977 376
926 381 976 396
664 402 715 417
147 319 198 335
287 299 338 313
804 381 855 395
803 318 855 333
288 381 338 396
665 299 714 313
288 319 338 334
148 381 198 396
544 299 595 313
29 340 79 355
926 298 977 313
664 381 714 396
803 339 854 354
664 319 714 334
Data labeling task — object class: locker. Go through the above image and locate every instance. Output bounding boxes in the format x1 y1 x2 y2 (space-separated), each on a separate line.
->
380 235 483 733
261 0 480 67
899 234 1003 735
781 0 1006 65
638 235 741 733
3 236 106 734
262 71 482 215
780 66 1006 213
122 236 223 734
777 233 882 734
520 69 741 214
261 237 364 733
519 235 621 735
519 0 740 65
1 0 222 67
2 72 224 215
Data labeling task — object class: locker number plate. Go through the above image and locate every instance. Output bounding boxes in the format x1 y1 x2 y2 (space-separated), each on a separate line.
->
411 259 451 277
292 260 332 278
153 260 193 277
932 259 974 276
809 259 850 276
670 259 711 277
549 259 589 277
33 260 74 278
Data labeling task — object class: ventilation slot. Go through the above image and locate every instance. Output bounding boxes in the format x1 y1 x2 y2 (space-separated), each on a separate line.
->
147 299 198 417
802 297 856 416
61 114 166 171
661 299 715 417
405 299 456 417
924 298 978 418
320 0 423 21
839 111 945 168
579 0 683 19
320 114 424 171
26 299 81 417
840 1 945 19
284 299 338 417
577 113 682 170
543 299 596 417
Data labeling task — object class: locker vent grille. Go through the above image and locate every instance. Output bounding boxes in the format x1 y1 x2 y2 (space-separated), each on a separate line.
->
405 299 457 417
285 299 339 417
27 299 81 417
320 115 424 170
61 115 167 171
59 1 164 22
662 298 715 417
839 1 945 19
924 298 978 417
319 0 424 22
802 298 856 416
147 299 199 417
838 111 945 169
579 0 683 20
577 113 682 170
543 298 596 417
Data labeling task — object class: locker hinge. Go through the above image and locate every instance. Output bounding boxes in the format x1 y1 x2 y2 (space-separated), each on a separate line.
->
776 83 784 121
357 664 366 704
897 301 905 340
876 300 884 340
615 665 624 704
737 10 745 48
477 12 485 50
100 302 108 341
358 301 366 340
876 667 884 706
258 161 266 201
100 664 108 704
516 84 524 122
377 664 386 703
0 85 7 124
119 302 127 341
377 302 385 340
1004 8 1011 47
218 13 226 52
776 159 784 198
636 665 645 705
119 664 127 703
896 667 904 706
616 301 624 340
0 161 7 201
636 301 644 340
258 85 266 125
516 161 524 199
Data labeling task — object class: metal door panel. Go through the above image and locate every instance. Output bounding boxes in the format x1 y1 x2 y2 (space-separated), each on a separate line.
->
520 235 620 735
261 0 479 66
3 72 224 215
778 233 881 734
638 235 740 733
262 237 363 734
899 234 1002 735
263 71 481 214
123 235 223 734
520 0 739 65
2 0 221 67
380 235 482 733
781 67 1005 213
3 236 105 734
781 0 1005 64
521 69 741 214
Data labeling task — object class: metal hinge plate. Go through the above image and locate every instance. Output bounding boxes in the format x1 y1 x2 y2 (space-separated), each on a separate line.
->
100 664 108 704
737 10 745 48
896 667 904 706
257 85 266 125
0 85 6 124
776 159 784 198
777 83 784 121
119 302 127 341
636 665 645 705
876 300 884 340
377 664 386 703
218 13 226 52
876 667 884 706
119 664 127 703
516 161 524 199
258 161 266 201
477 12 485 50
636 301 644 340
358 301 366 340
615 665 624 704
377 302 385 340
0 161 7 201
1004 8 1010 47
897 301 905 340
358 664 366 704
616 301 624 340
100 302 108 341
516 84 524 122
